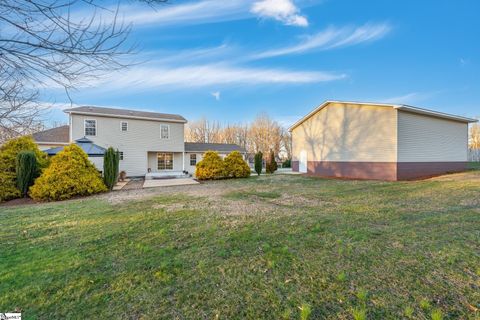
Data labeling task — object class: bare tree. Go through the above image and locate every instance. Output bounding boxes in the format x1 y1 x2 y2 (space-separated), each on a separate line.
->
248 113 282 156
0 0 167 142
185 117 222 143
280 127 292 160
469 122 480 161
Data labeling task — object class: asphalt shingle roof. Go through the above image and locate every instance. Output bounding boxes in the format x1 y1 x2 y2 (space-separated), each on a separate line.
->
64 106 187 122
185 142 246 153
32 125 69 143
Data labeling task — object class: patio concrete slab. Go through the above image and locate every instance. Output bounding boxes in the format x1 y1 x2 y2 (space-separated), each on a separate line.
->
143 178 199 188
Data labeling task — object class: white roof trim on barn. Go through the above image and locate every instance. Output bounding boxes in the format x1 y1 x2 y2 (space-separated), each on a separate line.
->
288 100 478 132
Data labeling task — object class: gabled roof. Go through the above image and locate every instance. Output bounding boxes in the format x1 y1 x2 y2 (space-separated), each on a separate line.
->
32 125 69 143
288 100 478 132
185 142 246 153
45 137 106 157
64 106 187 123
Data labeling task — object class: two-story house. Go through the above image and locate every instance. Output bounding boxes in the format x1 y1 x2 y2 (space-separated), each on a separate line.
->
33 106 246 177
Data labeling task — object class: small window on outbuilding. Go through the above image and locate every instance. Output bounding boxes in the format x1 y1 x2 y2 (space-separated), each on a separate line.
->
190 154 197 166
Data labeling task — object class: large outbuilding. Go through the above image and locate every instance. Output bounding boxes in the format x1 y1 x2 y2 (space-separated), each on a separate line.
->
289 101 478 180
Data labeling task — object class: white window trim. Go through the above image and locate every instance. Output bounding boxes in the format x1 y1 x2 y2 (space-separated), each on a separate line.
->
84 119 97 136
190 153 197 166
120 121 128 132
160 124 170 140
157 152 174 170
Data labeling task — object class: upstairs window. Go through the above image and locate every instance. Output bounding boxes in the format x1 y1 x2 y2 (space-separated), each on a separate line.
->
190 154 197 166
160 124 170 139
84 119 96 136
121 121 128 132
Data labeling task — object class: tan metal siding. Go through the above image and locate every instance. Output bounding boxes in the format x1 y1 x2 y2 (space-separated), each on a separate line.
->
397 111 468 162
71 114 185 176
292 102 397 162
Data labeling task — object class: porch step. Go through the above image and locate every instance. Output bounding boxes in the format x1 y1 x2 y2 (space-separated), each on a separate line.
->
145 172 190 180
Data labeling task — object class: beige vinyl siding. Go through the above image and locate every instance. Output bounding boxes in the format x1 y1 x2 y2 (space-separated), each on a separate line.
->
292 102 398 163
397 111 468 162
71 114 185 176
184 152 231 177
147 152 184 172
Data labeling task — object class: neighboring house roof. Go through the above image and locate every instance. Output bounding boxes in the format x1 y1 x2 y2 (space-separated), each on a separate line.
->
45 137 106 157
288 100 478 132
185 142 246 153
64 106 187 123
32 125 69 143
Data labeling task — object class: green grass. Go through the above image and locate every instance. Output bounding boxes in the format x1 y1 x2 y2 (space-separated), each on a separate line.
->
1 172 480 319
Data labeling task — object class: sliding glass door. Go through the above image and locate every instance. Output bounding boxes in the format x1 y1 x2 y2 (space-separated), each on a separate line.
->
157 153 174 170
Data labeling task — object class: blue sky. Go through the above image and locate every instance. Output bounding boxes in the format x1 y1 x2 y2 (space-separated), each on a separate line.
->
45 0 480 126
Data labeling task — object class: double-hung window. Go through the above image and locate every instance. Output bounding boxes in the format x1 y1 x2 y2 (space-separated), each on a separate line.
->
190 154 197 166
160 124 169 139
84 119 96 136
121 121 128 132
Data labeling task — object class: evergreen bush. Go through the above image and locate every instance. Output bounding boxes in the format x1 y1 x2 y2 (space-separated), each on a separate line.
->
266 150 277 174
224 151 251 178
254 151 263 176
0 136 48 202
195 151 226 180
103 147 120 190
16 151 38 197
30 144 107 201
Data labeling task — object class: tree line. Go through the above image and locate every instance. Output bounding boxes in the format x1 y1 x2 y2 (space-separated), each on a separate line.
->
185 113 292 160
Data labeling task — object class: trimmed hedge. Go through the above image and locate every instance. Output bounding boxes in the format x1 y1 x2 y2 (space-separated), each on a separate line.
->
195 151 226 180
0 136 49 202
30 144 107 201
224 151 251 178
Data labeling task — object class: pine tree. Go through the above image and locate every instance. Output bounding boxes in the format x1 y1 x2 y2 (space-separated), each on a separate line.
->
16 151 38 197
254 151 263 176
103 147 120 190
266 150 277 174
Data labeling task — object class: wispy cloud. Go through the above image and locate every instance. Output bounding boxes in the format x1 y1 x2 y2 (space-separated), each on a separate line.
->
252 23 391 59
251 0 308 27
211 91 221 101
382 91 437 105
94 64 346 90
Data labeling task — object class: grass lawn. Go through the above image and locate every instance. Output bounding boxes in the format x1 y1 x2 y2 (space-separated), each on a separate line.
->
1 172 479 319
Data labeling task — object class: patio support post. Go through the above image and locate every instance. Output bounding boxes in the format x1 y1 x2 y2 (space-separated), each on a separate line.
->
182 152 185 172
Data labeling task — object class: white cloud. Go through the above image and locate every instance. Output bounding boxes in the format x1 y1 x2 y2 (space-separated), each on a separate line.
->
382 92 436 105
87 64 346 91
253 23 391 59
211 91 221 101
251 0 308 27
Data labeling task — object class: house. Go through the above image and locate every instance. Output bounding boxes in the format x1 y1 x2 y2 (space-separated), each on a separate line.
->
33 106 246 177
289 101 478 180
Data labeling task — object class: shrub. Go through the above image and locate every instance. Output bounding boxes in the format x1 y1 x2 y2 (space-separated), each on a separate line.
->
195 151 226 180
282 158 291 168
30 144 107 201
224 151 250 178
16 151 39 197
254 151 263 176
265 150 277 174
103 147 120 190
0 136 48 202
